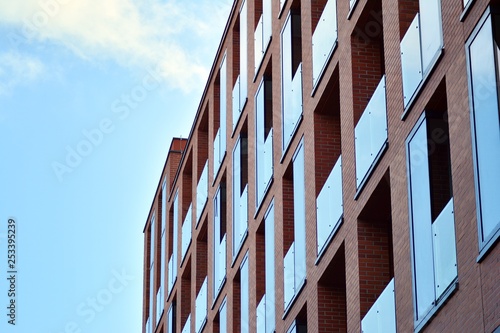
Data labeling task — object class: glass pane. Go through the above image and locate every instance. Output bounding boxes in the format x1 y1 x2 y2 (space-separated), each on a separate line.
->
233 75 241 131
150 217 155 267
400 14 423 107
233 138 242 257
181 204 192 262
167 304 173 333
162 182 167 233
256 295 266 333
469 16 500 242
293 143 306 288
220 299 227 333
181 314 191 333
419 0 443 74
432 198 457 300
255 14 264 73
369 76 388 156
240 184 249 242
263 128 273 188
156 288 162 325
281 14 293 151
407 119 434 320
149 266 154 326
195 277 208 333
361 279 396 333
263 0 272 50
161 232 166 298
312 0 338 86
168 255 176 294
256 80 266 207
290 63 303 142
240 0 248 109
241 255 249 333
355 103 372 187
214 129 221 179
316 155 343 254
196 161 208 225
220 56 227 154
350 0 357 8
264 204 276 332
146 317 151 333
283 243 295 310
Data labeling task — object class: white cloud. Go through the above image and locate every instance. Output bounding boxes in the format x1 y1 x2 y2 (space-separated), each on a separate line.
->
0 51 45 95
0 0 233 92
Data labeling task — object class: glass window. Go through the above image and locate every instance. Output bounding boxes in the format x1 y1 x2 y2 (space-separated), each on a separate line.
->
466 9 500 254
213 184 227 300
281 12 303 153
240 253 249 333
406 113 457 328
255 78 273 209
233 136 248 259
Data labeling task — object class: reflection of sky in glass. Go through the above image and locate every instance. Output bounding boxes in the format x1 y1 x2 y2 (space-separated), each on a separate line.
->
469 15 500 241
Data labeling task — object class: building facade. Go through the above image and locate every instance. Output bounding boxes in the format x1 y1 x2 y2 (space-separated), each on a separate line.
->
142 0 500 332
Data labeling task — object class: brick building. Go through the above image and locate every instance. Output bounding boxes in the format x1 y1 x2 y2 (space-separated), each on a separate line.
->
142 0 500 332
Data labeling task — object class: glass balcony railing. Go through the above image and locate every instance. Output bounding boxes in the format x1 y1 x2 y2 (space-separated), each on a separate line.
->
312 0 337 87
361 278 396 333
283 243 295 310
195 277 208 333
214 234 226 298
400 0 443 108
282 64 303 152
146 316 151 333
256 128 273 207
156 288 163 325
213 129 221 179
181 314 191 333
350 0 357 9
316 155 343 256
432 198 456 300
196 161 208 226
256 295 266 333
233 75 241 131
355 75 387 189
181 204 192 263
167 255 176 294
234 185 248 258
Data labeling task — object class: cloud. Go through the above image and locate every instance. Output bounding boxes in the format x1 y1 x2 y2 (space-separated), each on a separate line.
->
0 51 45 95
0 0 233 92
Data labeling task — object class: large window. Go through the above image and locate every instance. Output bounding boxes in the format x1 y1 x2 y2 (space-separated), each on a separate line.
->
465 8 500 257
255 77 273 209
406 111 457 330
281 10 303 153
213 182 227 300
233 135 249 260
283 140 306 312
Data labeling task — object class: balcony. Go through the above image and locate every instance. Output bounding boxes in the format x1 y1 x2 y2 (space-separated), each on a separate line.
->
316 155 343 257
256 295 266 333
214 234 226 298
400 0 443 110
233 75 242 131
312 0 338 88
254 0 272 74
354 75 387 191
195 277 208 333
213 129 222 180
233 184 248 258
167 255 176 295
181 204 192 264
256 128 273 208
196 161 208 226
361 278 396 333
156 288 163 325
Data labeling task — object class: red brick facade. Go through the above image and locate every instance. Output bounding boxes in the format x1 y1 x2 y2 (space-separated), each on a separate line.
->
143 0 500 332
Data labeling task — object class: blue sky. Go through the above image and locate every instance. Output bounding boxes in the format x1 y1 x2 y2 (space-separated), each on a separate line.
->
0 0 232 331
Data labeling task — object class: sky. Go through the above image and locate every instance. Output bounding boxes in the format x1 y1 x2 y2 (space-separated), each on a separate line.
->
0 0 232 332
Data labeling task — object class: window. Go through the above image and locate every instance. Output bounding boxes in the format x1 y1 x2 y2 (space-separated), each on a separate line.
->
168 191 179 295
195 277 208 333
281 9 303 153
233 134 249 260
214 54 227 180
406 111 457 330
233 0 248 131
283 140 306 312
254 0 272 73
213 182 227 300
400 0 443 110
465 7 500 257
240 252 249 333
149 215 155 328
256 202 276 333
255 76 273 209
167 301 176 333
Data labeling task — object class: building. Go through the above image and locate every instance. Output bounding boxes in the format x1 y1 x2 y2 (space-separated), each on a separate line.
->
142 0 500 332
